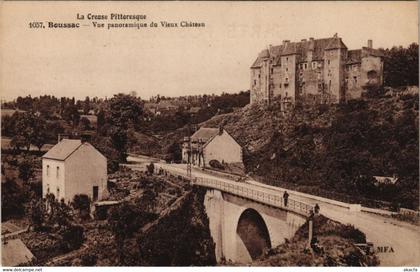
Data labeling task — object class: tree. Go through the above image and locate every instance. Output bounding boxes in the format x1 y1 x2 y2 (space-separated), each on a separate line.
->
1 178 27 220
60 224 84 251
18 157 35 181
28 199 46 231
79 117 92 131
382 43 419 87
108 93 143 129
62 104 80 128
110 127 129 162
9 112 47 151
83 96 90 114
108 202 142 263
166 142 182 163
72 194 91 220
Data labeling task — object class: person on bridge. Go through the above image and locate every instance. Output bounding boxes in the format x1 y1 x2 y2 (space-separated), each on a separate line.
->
314 203 320 214
283 191 289 207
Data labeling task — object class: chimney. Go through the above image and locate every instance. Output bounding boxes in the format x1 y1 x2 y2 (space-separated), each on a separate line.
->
218 126 224 135
367 39 373 48
57 133 69 143
282 40 290 46
81 134 91 143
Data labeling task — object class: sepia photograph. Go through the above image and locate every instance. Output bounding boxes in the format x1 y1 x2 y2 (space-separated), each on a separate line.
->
0 1 419 269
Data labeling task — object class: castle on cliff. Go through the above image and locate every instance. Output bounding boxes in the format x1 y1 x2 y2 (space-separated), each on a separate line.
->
250 34 384 106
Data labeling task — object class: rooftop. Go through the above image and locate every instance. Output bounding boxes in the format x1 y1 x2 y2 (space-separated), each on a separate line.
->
2 239 35 266
191 127 220 143
42 139 83 161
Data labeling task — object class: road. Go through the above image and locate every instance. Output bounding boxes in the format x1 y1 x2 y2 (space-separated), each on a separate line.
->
152 162 420 267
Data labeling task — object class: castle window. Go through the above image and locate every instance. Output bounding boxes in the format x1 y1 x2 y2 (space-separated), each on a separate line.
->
304 63 308 70
271 68 273 74
327 60 331 65
258 74 261 78
46 165 50 176
286 68 288 72
353 76 357 83
253 80 256 85
285 77 289 82
312 62 317 69
56 166 60 179
286 57 289 62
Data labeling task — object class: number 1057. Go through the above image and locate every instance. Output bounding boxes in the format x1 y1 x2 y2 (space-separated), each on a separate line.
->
29 22 44 28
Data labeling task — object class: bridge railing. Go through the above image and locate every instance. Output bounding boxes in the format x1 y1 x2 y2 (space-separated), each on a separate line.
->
193 177 313 216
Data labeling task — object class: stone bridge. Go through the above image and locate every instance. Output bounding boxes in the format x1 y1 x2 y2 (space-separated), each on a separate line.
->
193 177 312 263
157 164 313 263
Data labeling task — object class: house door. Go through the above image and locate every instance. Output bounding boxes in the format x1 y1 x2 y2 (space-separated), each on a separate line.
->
93 186 98 201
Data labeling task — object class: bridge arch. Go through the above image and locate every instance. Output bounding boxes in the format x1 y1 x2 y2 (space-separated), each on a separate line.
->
236 208 272 260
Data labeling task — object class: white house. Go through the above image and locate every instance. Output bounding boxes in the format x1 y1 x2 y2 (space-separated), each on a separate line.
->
42 139 108 203
182 127 243 167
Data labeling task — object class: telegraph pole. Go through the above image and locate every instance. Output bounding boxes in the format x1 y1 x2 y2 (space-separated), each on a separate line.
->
187 123 192 178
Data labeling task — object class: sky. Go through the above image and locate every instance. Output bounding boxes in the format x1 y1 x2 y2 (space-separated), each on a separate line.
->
0 1 418 101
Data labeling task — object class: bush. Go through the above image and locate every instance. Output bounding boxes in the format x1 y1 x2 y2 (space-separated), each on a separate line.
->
18 158 35 181
209 160 224 170
81 253 97 266
72 194 91 220
339 224 366 244
1 178 28 221
60 225 84 251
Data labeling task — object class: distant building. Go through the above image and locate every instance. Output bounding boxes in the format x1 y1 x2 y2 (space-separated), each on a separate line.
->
182 127 243 167
373 175 399 185
80 114 98 127
42 139 108 203
1 239 35 266
250 34 384 105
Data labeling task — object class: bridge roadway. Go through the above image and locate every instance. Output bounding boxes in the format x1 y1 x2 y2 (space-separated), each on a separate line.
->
153 162 420 267
155 163 313 217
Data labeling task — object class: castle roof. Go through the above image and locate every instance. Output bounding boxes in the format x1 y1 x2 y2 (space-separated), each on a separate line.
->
251 35 349 68
325 37 348 50
347 49 362 64
362 47 384 58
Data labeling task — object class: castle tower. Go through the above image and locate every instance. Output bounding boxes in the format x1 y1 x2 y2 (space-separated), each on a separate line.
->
323 34 348 103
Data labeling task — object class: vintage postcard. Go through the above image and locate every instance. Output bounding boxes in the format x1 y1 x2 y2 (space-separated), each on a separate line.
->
0 1 419 269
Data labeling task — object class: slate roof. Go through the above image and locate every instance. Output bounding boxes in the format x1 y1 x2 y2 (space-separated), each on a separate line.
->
251 36 349 68
325 37 347 50
191 127 220 143
362 47 384 58
347 49 362 64
2 239 35 266
42 139 83 161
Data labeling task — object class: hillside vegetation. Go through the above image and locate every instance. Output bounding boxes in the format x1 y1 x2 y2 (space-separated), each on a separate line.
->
254 215 379 266
181 90 419 209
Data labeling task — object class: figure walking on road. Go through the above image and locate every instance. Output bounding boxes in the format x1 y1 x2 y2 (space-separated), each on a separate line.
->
283 191 289 207
314 203 320 214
